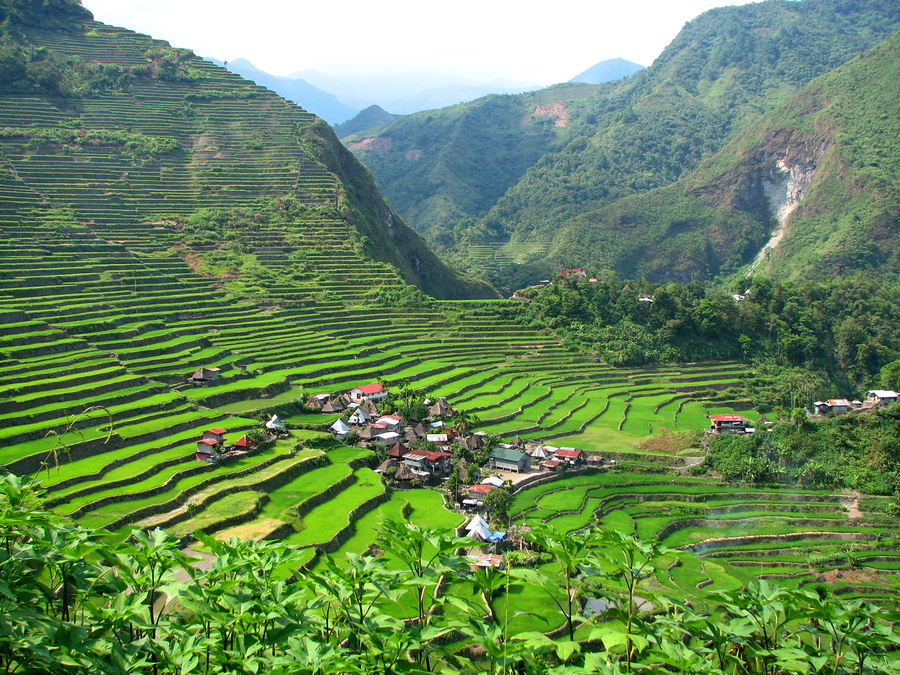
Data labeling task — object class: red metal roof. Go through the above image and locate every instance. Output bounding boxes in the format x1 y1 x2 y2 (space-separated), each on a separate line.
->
197 438 219 446
709 414 746 423
232 435 254 447
425 452 453 461
355 382 384 395
467 484 496 494
205 428 227 435
826 399 852 407
555 448 583 458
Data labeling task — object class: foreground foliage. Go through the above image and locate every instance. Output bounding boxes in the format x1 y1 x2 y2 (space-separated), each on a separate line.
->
3 474 900 674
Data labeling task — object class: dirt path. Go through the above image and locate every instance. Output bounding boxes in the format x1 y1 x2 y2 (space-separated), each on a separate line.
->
839 495 863 519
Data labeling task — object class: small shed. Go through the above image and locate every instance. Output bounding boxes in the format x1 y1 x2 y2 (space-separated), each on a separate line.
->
231 434 256 449
867 390 899 406
189 366 221 384
488 447 531 473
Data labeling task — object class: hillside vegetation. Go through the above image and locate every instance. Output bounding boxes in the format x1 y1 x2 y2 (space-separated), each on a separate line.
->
345 0 900 290
0 0 493 300
546 30 900 281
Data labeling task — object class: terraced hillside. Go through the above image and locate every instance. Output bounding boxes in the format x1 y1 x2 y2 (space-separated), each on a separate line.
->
509 472 900 617
0 207 752 544
0 10 493 299
0 1 771 568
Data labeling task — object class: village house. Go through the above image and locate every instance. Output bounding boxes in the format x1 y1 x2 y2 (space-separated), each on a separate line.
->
429 397 454 417
346 407 369 425
488 447 531 473
541 457 563 472
306 393 330 409
553 447 586 466
867 390 900 407
814 399 854 415
466 483 497 500
375 431 402 445
387 443 409 459
709 414 754 434
195 438 220 462
202 428 226 443
321 394 350 414
375 414 403 430
350 382 388 402
265 415 285 432
402 450 453 476
188 366 221 385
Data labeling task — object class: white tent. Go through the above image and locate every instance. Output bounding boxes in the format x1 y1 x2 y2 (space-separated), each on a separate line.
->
465 514 493 541
330 419 351 436
265 414 285 430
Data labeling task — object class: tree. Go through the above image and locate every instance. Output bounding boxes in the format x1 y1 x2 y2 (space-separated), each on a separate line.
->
482 487 511 520
517 523 602 641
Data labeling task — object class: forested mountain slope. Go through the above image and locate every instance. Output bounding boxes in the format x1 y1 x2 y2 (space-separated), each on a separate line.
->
0 0 494 300
346 0 900 288
343 83 603 245
549 30 900 281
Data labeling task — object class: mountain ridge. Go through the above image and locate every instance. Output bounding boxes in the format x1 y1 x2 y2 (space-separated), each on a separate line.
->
569 57 645 84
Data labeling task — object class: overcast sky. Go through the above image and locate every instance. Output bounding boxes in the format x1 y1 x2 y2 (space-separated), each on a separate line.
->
83 0 759 85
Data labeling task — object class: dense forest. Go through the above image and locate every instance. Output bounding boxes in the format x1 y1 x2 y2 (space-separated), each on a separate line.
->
524 273 900 390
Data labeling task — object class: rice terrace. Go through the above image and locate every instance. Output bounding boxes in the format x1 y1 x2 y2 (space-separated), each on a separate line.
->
3 0 900 671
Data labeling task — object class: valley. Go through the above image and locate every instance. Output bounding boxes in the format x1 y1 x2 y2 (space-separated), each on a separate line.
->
2 0 900 671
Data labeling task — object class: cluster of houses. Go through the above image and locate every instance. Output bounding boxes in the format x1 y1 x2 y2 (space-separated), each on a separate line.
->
310 381 602 499
194 427 256 462
708 390 900 435
813 390 899 416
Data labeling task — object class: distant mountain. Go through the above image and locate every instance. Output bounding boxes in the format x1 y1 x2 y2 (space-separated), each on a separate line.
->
343 83 603 244
290 69 539 114
344 0 900 290
551 30 900 282
335 105 402 139
570 58 644 84
220 58 358 125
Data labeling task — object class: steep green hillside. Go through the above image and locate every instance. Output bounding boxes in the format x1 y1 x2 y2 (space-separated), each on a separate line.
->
548 30 900 281
0 0 494 300
344 83 603 246
346 0 900 289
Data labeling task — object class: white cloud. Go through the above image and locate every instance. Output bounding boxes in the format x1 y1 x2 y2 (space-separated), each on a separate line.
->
83 0 757 85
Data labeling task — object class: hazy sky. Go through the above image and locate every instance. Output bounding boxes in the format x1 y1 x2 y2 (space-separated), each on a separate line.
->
83 0 758 85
